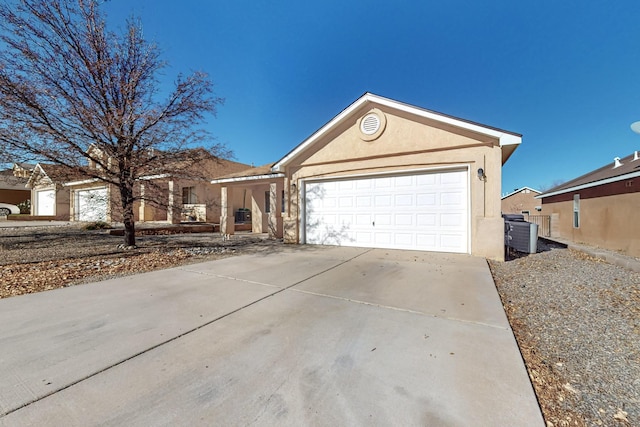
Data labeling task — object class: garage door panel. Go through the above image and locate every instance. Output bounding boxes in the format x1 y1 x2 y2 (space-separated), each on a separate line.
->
441 172 465 185
374 178 393 189
305 169 469 253
394 233 413 246
417 213 437 227
441 213 464 227
355 232 372 244
338 197 353 208
374 233 392 245
417 193 437 206
36 190 56 216
356 196 371 207
374 214 392 226
355 214 371 226
440 234 466 250
77 188 107 222
395 175 413 186
441 192 464 205
394 194 413 206
394 214 413 226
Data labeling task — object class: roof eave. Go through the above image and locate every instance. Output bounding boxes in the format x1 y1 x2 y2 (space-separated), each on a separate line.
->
537 170 640 199
272 92 522 172
211 173 285 185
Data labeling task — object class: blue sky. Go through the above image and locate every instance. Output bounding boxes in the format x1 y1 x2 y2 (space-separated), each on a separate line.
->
103 0 640 193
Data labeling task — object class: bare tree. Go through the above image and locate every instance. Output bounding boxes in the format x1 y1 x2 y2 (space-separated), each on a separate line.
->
0 0 227 246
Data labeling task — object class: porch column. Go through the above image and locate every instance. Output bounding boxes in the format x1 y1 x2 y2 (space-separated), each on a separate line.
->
167 180 175 223
268 182 283 238
220 186 235 235
283 177 298 243
139 183 145 222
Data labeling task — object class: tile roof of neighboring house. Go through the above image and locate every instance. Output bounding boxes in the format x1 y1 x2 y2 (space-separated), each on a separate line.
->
501 186 541 199
539 151 640 198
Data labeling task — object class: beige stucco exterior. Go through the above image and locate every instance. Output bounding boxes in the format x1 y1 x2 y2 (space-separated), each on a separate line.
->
216 94 521 261
541 192 640 257
281 107 506 260
501 188 541 216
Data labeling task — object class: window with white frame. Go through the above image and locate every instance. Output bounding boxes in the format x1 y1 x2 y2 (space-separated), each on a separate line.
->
182 186 197 204
573 194 580 228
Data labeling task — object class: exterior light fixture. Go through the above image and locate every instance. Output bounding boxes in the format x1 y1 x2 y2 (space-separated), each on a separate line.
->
477 168 486 181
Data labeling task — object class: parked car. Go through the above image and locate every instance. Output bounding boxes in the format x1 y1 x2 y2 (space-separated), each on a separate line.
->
0 202 20 216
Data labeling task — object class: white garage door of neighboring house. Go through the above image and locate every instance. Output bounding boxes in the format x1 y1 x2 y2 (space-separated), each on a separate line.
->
36 189 56 216
304 169 469 253
76 187 107 222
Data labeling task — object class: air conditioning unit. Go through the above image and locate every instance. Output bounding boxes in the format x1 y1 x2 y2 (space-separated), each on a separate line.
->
503 215 538 254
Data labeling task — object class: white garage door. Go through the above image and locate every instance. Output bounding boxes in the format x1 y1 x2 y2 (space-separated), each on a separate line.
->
77 187 107 222
36 189 55 216
304 169 469 253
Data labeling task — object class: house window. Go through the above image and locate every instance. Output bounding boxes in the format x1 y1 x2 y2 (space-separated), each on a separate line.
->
521 210 530 216
182 186 197 204
265 191 270 213
573 194 580 228
282 189 285 213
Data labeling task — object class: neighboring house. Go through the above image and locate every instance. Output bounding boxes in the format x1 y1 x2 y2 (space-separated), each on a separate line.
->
538 152 640 257
26 153 250 222
0 168 30 206
212 93 522 261
501 187 542 216
64 156 250 223
26 163 83 218
12 162 36 178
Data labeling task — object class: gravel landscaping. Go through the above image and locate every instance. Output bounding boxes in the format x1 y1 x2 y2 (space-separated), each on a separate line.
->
490 240 639 427
0 223 279 298
1 224 638 426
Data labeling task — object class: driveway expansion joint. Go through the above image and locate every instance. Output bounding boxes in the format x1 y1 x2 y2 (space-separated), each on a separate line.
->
289 288 512 331
1 249 374 419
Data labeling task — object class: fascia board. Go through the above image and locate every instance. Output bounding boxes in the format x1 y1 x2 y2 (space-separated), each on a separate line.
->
501 186 541 199
63 178 100 187
536 170 640 199
272 96 371 173
211 173 285 185
272 93 521 172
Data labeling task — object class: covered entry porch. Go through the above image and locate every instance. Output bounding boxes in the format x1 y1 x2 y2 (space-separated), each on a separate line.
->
212 167 285 239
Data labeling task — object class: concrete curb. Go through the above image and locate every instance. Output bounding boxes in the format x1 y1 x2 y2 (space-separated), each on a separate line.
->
541 237 640 273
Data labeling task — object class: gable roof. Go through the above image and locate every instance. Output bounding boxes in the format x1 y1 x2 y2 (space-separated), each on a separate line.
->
538 151 640 199
272 93 522 172
26 163 89 188
501 186 542 200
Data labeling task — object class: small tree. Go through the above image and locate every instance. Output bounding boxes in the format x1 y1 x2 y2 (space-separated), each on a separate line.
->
0 0 226 246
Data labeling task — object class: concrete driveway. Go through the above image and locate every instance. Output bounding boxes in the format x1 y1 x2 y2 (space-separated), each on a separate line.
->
0 246 544 426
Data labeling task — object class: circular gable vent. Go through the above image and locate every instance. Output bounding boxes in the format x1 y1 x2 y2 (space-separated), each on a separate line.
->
360 113 381 135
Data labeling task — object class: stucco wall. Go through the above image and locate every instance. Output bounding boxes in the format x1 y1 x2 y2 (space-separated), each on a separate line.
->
542 192 640 257
501 190 541 215
283 108 506 260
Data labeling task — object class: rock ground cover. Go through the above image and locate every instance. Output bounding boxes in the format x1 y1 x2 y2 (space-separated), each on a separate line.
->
1 225 638 426
489 241 639 427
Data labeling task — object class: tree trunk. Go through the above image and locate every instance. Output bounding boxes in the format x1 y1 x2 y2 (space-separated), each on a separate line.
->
119 181 136 247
